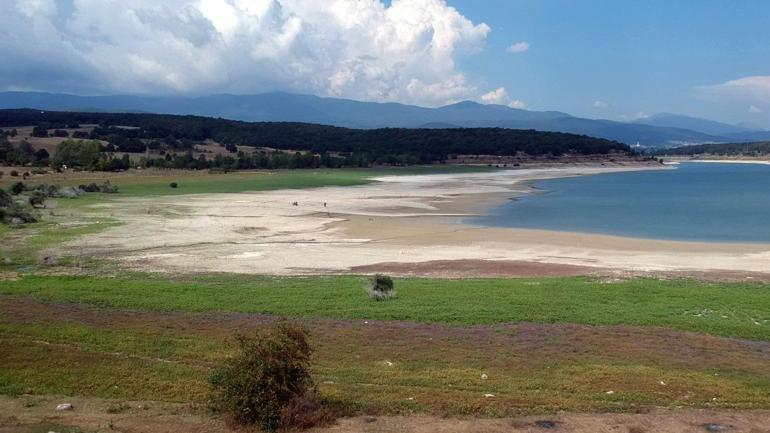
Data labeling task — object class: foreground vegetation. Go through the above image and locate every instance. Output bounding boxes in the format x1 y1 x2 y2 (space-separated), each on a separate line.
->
1 273 769 418
2 273 768 340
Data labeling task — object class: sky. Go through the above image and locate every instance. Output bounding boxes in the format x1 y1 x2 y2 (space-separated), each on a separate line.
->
1 0 769 127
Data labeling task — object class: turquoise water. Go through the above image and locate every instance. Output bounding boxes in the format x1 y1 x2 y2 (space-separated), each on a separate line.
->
469 163 770 243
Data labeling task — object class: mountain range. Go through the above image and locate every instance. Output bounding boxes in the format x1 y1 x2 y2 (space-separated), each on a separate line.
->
1 91 768 148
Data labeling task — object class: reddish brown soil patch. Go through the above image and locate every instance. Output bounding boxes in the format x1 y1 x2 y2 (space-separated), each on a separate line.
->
351 259 605 278
351 259 770 282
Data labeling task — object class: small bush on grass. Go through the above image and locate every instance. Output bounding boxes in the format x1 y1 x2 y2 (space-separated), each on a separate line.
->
368 274 396 301
169 182 178 188
10 181 25 195
209 322 333 431
0 189 11 208
28 190 47 208
1 204 37 224
78 181 119 193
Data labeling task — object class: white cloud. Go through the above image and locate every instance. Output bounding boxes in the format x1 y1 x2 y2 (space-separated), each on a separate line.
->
749 105 763 113
506 41 529 53
0 0 492 106
480 87 508 104
593 100 608 108
620 111 650 121
479 87 527 109
699 75 770 103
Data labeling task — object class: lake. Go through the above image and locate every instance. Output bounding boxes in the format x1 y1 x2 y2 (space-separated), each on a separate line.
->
469 162 770 243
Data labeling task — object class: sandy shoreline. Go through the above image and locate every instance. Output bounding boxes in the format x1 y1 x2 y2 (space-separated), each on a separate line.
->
58 163 770 277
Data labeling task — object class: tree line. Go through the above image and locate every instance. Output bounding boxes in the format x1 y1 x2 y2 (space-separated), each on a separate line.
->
1 109 632 168
656 141 770 156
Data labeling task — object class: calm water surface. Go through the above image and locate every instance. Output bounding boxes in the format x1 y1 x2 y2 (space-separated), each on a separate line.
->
469 162 770 243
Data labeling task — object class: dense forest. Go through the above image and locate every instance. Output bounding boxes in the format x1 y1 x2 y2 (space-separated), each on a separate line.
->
657 141 770 156
1 109 631 167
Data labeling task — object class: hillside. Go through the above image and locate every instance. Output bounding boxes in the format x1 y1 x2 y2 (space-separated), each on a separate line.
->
1 91 757 147
0 109 631 167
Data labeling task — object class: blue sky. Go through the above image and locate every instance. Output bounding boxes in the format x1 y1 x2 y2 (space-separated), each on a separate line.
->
0 0 768 127
450 0 770 125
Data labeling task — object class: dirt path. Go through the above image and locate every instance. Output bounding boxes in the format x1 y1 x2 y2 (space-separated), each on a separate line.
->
2 395 769 433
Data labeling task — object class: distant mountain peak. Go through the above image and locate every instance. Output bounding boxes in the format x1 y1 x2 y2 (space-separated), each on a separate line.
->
442 100 485 109
1 90 767 147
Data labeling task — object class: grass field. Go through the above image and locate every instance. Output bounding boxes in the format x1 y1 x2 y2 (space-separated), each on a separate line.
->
0 165 492 197
1 274 769 416
1 274 768 340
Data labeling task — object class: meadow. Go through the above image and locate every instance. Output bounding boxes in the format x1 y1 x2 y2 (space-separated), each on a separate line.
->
0 165 491 197
2 274 769 340
1 272 769 418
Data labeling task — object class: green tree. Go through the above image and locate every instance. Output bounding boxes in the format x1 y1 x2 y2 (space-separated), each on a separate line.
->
0 136 13 164
52 139 102 170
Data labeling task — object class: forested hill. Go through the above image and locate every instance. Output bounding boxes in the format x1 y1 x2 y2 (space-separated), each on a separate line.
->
657 141 770 156
0 109 631 162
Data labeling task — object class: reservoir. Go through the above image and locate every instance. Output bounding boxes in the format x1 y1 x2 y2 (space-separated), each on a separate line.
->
470 162 770 243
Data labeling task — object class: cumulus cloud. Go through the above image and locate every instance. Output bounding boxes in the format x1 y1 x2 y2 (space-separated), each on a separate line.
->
0 0 491 106
479 87 526 109
506 41 529 53
593 100 608 108
749 105 763 113
699 75 770 103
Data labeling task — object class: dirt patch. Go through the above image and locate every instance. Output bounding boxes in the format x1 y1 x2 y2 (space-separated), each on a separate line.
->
313 411 770 433
351 259 770 282
351 259 607 278
1 395 769 433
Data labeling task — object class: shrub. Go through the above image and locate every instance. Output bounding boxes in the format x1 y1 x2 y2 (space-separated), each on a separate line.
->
28 191 47 208
10 182 25 195
79 183 99 193
169 182 178 189
0 189 11 208
1 204 37 224
368 274 396 301
99 180 119 193
9 170 18 177
209 322 330 431
78 181 119 193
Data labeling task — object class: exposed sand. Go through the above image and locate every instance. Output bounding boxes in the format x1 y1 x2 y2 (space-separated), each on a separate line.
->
57 164 770 276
